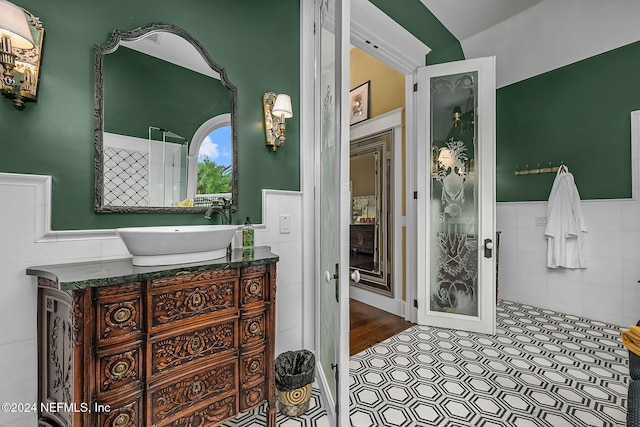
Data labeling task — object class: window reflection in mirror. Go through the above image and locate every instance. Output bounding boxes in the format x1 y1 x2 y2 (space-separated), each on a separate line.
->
193 125 232 205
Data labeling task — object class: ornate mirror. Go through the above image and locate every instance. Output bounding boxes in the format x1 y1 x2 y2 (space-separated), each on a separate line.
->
94 23 238 213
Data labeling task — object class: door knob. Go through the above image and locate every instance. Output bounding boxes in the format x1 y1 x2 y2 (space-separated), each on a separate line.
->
324 271 337 283
350 270 361 283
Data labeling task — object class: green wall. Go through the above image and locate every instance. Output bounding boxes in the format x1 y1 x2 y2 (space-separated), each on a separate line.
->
497 40 640 201
104 47 231 142
0 0 300 230
369 0 464 64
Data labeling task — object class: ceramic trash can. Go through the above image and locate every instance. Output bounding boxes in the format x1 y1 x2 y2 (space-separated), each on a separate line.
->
274 350 316 416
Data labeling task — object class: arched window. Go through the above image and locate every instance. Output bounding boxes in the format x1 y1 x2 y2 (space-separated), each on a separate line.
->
187 114 232 204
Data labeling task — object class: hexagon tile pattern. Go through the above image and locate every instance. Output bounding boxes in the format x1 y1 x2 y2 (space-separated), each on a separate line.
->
349 300 628 426
222 300 629 426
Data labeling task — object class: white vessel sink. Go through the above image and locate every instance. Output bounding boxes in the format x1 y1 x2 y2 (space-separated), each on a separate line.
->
116 225 238 266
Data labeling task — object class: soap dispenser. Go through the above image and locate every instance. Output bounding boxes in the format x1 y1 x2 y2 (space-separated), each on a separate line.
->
242 217 254 257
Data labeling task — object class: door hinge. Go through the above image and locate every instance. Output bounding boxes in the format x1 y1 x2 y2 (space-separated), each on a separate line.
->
413 83 418 92
413 299 418 309
413 191 418 200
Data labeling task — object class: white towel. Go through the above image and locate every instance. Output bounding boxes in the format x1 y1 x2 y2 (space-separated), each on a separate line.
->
544 167 587 269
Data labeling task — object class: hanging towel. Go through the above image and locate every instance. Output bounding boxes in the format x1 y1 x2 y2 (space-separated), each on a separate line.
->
622 326 640 357
544 167 587 269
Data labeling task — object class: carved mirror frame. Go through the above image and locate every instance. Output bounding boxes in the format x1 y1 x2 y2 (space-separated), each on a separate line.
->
94 23 238 213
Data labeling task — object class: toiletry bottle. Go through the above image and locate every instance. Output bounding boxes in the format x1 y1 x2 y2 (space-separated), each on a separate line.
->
242 217 254 258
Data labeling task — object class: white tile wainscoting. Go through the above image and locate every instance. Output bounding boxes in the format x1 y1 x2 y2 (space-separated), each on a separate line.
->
497 199 640 328
0 173 305 427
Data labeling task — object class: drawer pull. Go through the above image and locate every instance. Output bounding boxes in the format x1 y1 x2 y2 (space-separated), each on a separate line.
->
191 336 201 351
249 282 260 295
111 360 130 377
113 307 132 323
112 412 130 427
249 322 260 334
249 360 260 373
191 291 203 307
191 380 203 395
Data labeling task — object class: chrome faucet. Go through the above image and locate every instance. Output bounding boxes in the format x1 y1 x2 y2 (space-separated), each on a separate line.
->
204 198 232 224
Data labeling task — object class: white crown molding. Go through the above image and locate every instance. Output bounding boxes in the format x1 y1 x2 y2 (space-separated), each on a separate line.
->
351 0 430 74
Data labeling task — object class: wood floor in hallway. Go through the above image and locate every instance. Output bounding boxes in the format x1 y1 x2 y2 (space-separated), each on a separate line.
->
349 298 414 356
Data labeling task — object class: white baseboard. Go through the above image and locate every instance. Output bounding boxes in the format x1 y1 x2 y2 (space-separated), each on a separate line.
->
349 285 405 316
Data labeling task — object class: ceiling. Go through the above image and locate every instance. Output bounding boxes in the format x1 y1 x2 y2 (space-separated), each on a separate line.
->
419 0 544 41
121 31 221 80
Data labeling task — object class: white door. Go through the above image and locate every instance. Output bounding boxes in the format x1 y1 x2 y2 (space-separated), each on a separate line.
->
315 0 350 425
416 57 496 335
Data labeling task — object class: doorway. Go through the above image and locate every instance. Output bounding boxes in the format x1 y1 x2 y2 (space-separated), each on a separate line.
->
349 130 393 296
348 105 405 317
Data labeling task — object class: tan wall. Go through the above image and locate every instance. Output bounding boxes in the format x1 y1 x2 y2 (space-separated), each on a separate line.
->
350 154 376 197
350 48 405 117
350 47 407 300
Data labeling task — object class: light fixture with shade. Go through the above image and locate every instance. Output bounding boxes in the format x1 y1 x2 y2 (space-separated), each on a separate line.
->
0 0 44 110
263 92 293 151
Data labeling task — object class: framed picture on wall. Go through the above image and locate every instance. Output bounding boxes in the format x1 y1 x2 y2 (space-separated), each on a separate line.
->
350 81 370 125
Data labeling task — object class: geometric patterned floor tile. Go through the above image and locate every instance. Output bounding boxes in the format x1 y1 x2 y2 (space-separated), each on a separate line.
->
223 300 630 426
349 300 629 427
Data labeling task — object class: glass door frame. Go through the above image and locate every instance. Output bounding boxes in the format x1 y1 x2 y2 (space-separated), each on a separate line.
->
416 57 496 335
313 0 350 425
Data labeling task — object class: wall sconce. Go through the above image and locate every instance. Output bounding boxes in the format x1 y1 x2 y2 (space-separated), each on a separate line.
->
263 92 293 151
0 0 44 110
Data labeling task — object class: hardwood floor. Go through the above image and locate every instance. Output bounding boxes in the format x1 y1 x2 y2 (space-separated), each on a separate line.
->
349 299 414 356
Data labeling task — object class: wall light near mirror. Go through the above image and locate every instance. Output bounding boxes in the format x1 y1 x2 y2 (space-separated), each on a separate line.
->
0 0 44 110
263 92 293 151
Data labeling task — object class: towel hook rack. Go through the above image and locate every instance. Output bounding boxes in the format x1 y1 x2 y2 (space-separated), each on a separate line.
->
514 161 567 176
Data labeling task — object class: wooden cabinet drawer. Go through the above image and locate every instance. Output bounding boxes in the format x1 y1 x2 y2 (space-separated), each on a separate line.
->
160 395 237 427
149 278 237 330
96 343 144 396
150 318 237 376
96 285 143 345
241 264 267 276
149 268 238 289
240 309 267 348
240 381 265 413
149 359 237 426
95 393 143 427
240 275 267 307
240 347 266 387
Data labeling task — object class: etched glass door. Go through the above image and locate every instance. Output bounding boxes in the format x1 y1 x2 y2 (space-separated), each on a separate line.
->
315 0 350 424
416 57 496 334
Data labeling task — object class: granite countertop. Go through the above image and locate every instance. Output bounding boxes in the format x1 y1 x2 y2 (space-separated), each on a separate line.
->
26 246 278 290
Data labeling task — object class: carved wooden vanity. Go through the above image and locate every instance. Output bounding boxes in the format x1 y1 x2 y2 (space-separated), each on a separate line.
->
27 247 278 427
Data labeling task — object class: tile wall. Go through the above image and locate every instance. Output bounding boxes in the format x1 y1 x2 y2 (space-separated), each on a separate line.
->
497 199 640 327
